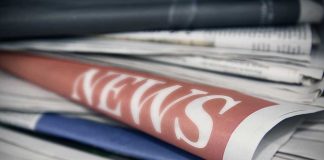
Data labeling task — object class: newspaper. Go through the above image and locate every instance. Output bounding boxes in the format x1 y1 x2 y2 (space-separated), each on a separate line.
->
0 140 58 160
278 138 324 159
0 24 319 85
0 126 111 160
0 52 323 160
0 111 306 160
1 71 321 159
106 24 313 55
1 111 323 160
69 54 324 105
145 56 323 84
310 41 324 69
0 37 311 62
273 112 324 160
252 117 302 160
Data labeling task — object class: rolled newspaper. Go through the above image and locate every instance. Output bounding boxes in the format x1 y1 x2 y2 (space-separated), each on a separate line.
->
0 51 322 160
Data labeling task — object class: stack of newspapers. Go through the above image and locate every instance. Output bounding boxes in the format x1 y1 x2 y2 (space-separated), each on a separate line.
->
0 0 324 160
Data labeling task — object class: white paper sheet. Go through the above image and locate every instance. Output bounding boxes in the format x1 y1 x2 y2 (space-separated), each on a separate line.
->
107 24 313 55
146 56 323 84
0 37 311 62
278 138 324 160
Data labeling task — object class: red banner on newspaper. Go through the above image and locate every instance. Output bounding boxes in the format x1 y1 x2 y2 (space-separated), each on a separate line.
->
0 51 276 159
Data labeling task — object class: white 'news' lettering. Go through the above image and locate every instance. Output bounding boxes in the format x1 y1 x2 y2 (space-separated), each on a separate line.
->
71 68 241 149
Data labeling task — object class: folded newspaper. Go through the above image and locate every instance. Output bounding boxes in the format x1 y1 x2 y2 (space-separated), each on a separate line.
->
0 125 115 160
1 70 323 160
105 24 315 55
1 24 322 85
0 25 317 62
70 54 324 106
0 51 323 160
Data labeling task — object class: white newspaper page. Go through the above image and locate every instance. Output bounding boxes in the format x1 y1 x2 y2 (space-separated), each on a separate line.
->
0 111 123 130
278 138 324 159
293 130 324 142
0 140 57 160
106 24 313 55
252 117 302 160
146 56 323 84
0 37 311 62
273 153 310 160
